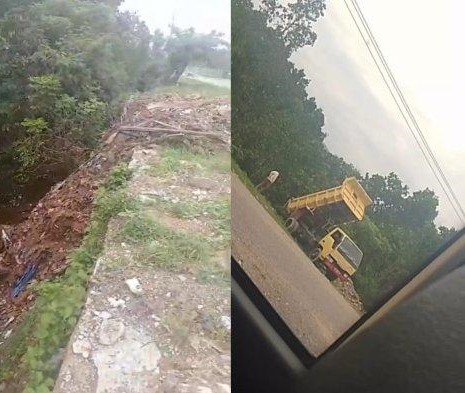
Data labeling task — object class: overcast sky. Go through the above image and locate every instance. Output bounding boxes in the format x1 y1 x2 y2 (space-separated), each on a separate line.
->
291 0 465 228
120 0 230 38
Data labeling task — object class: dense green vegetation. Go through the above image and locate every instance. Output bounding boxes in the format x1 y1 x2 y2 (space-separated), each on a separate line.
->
232 0 456 309
0 0 229 200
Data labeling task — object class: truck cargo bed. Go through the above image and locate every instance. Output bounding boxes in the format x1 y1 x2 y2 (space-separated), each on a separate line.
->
286 177 372 223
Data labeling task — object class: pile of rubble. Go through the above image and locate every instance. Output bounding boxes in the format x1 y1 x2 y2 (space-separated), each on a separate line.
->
116 94 230 147
332 278 365 314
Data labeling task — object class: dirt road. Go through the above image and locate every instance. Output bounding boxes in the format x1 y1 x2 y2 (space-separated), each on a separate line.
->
232 174 360 356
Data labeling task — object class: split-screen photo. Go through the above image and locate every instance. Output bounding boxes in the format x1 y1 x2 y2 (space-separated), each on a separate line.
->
0 1 465 392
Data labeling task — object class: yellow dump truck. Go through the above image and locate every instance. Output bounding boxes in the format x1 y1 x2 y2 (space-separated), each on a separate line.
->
285 177 372 280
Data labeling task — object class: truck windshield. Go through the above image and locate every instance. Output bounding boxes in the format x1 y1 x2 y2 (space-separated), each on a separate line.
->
337 237 363 268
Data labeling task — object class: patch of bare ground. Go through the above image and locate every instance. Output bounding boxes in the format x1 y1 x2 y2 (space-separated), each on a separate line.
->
54 99 230 392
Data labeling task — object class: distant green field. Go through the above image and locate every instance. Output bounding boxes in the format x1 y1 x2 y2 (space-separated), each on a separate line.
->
156 77 230 99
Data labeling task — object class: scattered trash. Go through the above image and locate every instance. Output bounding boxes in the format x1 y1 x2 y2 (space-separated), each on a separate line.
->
107 297 126 308
332 278 365 313
11 264 38 298
125 278 143 295
93 310 112 320
1 229 11 248
115 95 230 146
100 311 112 319
72 339 92 359
1 94 231 389
3 330 12 339
220 316 231 331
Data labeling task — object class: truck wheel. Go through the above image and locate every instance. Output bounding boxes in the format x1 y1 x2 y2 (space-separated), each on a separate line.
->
285 217 299 233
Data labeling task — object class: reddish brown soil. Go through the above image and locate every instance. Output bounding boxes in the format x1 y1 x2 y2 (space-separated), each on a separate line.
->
0 140 134 324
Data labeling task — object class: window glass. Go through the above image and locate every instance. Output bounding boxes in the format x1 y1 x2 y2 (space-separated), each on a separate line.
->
232 0 463 356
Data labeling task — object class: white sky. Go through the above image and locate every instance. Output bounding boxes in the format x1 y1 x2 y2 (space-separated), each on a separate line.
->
120 0 231 38
291 0 465 228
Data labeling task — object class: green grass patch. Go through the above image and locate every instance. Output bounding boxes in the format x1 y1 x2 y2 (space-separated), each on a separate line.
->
0 308 39 384
122 211 229 285
121 213 212 271
143 197 231 248
197 262 230 287
0 163 135 392
149 147 230 178
155 77 230 99
104 164 133 192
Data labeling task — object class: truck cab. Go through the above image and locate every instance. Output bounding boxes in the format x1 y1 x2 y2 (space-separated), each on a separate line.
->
317 228 363 280
285 178 370 281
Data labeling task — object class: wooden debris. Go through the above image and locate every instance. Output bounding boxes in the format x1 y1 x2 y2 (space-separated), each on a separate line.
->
118 125 228 142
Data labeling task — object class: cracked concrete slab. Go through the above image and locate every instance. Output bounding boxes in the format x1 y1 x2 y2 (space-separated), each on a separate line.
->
54 143 230 393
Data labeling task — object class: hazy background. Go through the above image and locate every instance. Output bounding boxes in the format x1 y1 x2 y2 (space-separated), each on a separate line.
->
120 0 231 38
291 0 465 228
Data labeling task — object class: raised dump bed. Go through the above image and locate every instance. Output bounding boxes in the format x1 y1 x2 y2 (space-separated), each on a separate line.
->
286 177 373 227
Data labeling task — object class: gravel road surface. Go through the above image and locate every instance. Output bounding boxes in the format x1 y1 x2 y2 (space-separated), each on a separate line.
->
232 174 360 356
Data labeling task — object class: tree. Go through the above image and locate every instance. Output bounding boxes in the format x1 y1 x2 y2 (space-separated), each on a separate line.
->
260 0 326 52
361 173 438 229
204 47 231 77
438 225 457 242
232 0 329 208
0 0 37 17
0 0 168 185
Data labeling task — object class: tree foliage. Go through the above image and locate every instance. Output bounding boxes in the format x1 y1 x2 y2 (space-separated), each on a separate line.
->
232 0 456 309
0 0 230 195
260 0 326 52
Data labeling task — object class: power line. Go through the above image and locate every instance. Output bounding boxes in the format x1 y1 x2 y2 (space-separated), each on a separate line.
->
343 0 464 224
348 0 465 224
342 0 465 224
350 0 465 223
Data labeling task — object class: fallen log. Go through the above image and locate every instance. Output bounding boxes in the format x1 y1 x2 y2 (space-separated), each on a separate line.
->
118 125 228 142
152 119 180 129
